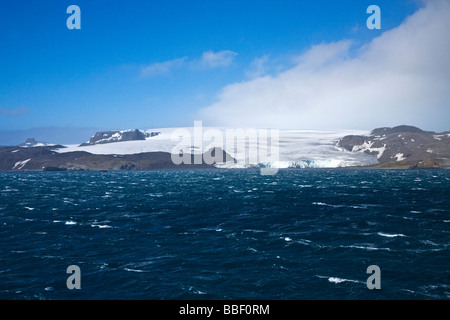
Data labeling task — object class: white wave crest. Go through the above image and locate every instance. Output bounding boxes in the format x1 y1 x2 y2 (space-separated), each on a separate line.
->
378 232 406 238
316 275 362 284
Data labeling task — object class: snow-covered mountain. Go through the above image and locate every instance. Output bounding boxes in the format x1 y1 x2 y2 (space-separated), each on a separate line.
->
55 127 378 168
80 129 161 146
2 125 449 171
19 138 52 148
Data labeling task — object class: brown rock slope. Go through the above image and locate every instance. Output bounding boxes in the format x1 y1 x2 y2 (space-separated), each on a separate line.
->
338 125 450 168
0 145 234 171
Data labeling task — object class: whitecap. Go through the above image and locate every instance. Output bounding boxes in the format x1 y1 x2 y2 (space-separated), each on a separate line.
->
340 245 392 251
351 205 371 209
149 193 163 197
188 287 207 295
284 237 292 242
295 239 313 246
420 240 439 246
328 277 359 284
124 268 148 273
316 275 361 284
91 224 112 229
244 229 265 233
24 207 35 211
378 232 406 238
401 289 417 295
65 221 77 225
312 202 349 208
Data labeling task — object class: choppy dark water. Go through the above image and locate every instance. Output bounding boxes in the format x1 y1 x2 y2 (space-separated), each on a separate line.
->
0 169 449 299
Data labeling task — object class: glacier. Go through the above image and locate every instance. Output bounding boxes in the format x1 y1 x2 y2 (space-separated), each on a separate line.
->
55 128 378 168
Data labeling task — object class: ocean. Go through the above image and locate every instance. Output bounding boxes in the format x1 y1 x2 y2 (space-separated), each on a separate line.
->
0 169 449 300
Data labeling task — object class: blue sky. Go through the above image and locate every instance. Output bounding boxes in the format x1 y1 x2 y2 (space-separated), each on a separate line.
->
2 0 446 144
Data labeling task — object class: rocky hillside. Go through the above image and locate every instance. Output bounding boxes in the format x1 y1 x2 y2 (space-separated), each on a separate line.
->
0 145 234 171
338 125 450 168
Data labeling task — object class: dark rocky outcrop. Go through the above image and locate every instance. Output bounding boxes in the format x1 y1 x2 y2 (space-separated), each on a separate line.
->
0 145 235 171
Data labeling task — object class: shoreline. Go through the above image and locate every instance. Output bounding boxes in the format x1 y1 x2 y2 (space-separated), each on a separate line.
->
1 165 449 173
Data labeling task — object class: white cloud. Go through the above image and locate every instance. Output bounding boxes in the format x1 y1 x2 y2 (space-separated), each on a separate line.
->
141 50 237 77
246 55 269 79
199 0 450 131
199 50 238 68
141 57 187 77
